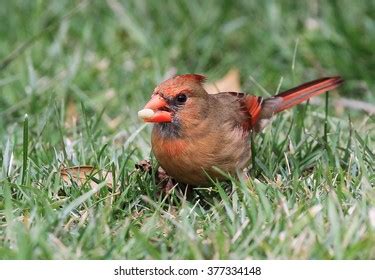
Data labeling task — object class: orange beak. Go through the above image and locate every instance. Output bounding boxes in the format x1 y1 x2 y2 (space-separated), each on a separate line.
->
138 95 173 123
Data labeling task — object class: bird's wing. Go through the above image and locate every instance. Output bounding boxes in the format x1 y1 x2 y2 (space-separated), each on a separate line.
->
212 92 262 130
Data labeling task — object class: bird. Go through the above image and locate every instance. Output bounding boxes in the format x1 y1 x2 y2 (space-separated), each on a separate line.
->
138 74 343 186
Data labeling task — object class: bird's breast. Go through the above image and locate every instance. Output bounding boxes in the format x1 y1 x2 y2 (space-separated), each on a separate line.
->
151 123 251 185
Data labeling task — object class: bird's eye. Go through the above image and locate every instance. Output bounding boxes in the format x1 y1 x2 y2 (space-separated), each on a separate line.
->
176 93 188 104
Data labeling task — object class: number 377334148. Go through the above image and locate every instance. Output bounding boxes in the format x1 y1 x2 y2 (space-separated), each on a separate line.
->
207 266 261 276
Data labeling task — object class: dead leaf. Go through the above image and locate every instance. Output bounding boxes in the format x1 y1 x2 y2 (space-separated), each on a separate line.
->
22 211 30 229
95 58 110 71
65 100 79 128
60 165 114 189
104 88 116 100
104 115 123 130
204 68 241 94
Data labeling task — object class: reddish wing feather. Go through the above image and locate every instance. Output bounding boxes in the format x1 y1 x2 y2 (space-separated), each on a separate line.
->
244 96 263 127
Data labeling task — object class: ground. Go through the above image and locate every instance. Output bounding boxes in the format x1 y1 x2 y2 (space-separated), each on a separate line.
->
0 0 374 259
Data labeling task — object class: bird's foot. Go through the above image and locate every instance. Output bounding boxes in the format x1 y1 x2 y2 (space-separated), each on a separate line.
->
135 159 176 193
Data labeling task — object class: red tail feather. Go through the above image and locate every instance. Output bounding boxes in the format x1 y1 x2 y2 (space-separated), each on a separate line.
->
246 76 343 131
273 76 343 113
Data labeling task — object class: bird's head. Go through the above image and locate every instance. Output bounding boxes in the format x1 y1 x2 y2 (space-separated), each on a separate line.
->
138 74 208 124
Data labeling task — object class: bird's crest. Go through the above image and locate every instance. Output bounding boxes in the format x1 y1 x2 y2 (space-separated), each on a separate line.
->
177 74 206 84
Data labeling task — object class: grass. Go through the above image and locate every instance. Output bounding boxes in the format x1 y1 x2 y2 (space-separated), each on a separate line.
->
0 0 374 259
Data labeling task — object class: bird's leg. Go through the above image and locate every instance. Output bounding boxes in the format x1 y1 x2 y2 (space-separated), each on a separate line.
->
135 159 176 193
155 166 176 193
239 167 250 181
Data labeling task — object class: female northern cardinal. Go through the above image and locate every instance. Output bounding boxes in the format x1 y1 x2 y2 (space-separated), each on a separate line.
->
138 74 343 185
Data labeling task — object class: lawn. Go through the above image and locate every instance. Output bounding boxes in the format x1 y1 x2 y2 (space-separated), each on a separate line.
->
0 0 374 259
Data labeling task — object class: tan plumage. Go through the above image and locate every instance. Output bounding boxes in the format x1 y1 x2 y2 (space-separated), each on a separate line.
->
139 74 343 185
